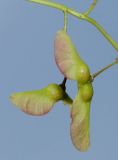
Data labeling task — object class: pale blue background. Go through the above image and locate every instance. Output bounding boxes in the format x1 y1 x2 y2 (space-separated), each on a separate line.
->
0 0 118 159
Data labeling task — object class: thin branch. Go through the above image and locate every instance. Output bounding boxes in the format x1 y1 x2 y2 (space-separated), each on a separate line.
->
84 0 97 16
63 11 68 32
91 58 118 80
28 0 118 51
84 16 118 51
27 0 68 13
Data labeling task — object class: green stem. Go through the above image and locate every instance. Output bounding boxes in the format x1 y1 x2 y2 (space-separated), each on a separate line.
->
63 12 68 32
28 0 118 51
92 58 118 80
85 16 118 51
84 0 97 15
28 0 68 12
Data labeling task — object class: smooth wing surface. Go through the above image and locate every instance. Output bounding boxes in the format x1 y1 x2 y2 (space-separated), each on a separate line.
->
10 89 56 116
70 90 92 151
55 29 90 83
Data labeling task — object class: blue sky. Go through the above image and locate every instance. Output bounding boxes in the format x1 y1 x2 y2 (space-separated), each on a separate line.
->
0 0 118 159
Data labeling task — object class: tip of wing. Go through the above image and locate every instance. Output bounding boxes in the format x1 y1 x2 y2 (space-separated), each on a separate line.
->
70 118 90 152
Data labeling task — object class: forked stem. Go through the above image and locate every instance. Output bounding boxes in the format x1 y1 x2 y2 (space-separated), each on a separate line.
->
84 0 97 15
92 58 118 80
28 0 118 51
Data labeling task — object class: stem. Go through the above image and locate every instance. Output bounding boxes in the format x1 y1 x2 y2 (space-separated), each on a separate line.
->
28 0 118 51
59 77 73 108
63 12 68 32
85 16 118 51
63 93 73 109
92 58 118 80
84 0 97 16
59 77 67 91
28 0 68 12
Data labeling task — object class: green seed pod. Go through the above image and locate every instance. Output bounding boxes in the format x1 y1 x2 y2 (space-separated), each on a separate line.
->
47 83 64 100
55 29 91 84
80 83 93 102
10 83 72 116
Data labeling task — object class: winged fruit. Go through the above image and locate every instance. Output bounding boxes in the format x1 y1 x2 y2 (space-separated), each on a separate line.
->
71 83 93 151
10 83 72 116
55 29 91 84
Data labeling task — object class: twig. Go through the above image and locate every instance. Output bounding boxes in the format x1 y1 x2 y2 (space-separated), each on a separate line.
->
91 58 118 80
27 0 118 51
63 11 68 32
84 0 97 16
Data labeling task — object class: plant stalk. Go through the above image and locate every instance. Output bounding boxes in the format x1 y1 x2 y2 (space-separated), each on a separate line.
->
28 0 118 51
92 58 118 80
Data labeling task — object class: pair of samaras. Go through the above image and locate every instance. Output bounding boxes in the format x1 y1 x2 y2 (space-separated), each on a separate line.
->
54 29 93 151
10 29 93 152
